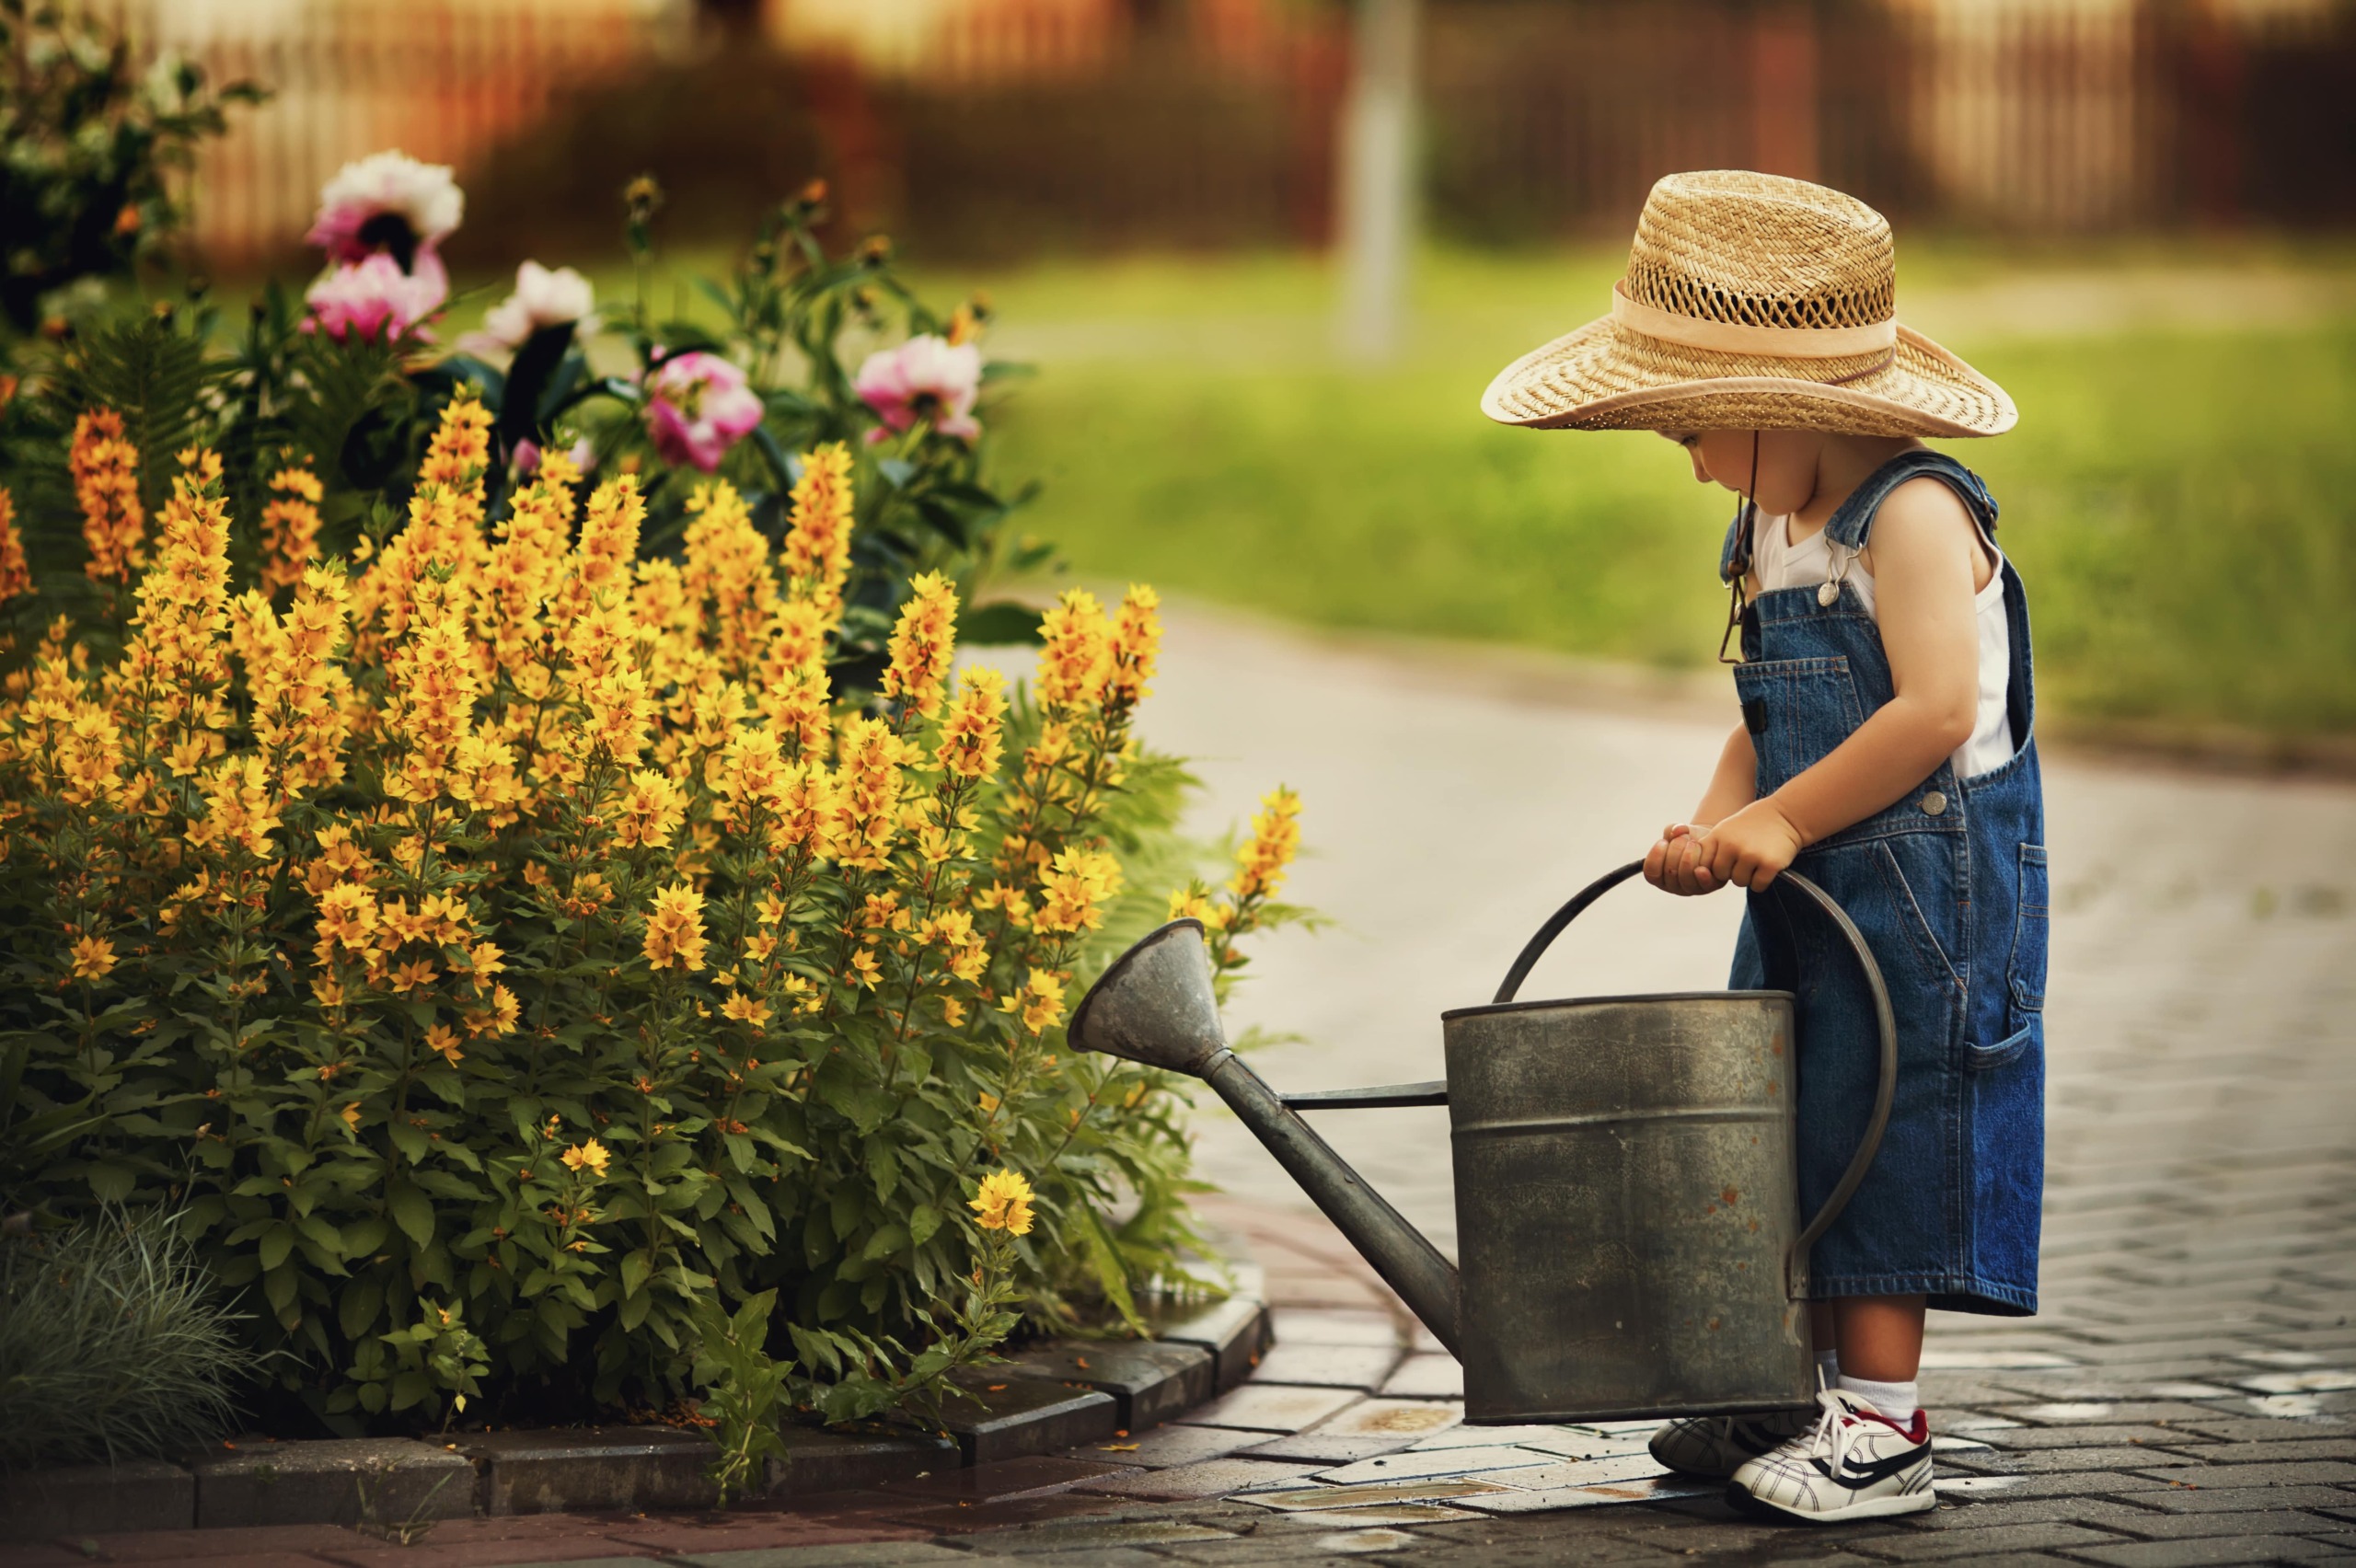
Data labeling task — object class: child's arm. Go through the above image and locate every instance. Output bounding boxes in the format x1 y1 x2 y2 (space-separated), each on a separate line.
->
1696 479 1985 892
1645 721 1755 895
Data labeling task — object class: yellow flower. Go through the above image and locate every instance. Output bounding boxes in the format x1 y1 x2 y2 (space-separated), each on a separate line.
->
612 767 686 848
68 934 116 983
976 1090 999 1113
424 1023 464 1066
1001 966 1066 1035
340 1102 362 1130
642 881 709 972
883 571 958 720
0 485 33 604
937 666 1007 781
1106 583 1161 708
561 1138 610 1178
260 465 324 593
780 443 854 627
1166 884 1214 923
1034 847 1122 936
847 948 882 989
968 1169 1035 1237
722 991 771 1030
1230 786 1302 904
70 409 144 583
1035 589 1110 709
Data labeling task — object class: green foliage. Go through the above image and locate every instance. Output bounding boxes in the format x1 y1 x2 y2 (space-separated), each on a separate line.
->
0 1207 269 1468
0 0 263 340
986 248 2356 738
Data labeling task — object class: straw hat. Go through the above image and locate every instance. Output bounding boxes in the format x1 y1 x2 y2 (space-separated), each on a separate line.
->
1482 170 2015 439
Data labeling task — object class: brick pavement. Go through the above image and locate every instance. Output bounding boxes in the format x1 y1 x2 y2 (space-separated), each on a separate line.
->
6 612 2350 1566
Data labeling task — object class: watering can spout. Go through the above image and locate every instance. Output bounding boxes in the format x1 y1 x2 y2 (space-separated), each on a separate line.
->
1070 920 1462 1357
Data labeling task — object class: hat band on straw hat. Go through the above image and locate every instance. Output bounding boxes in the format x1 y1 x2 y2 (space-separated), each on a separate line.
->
1609 282 1897 359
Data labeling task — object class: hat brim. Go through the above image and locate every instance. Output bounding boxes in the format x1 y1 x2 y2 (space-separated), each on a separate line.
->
1481 319 2015 439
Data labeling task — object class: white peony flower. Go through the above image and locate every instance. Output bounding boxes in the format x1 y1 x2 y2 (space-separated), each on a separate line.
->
306 150 464 264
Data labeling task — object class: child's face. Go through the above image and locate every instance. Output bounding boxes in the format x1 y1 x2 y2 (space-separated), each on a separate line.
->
1661 429 1819 516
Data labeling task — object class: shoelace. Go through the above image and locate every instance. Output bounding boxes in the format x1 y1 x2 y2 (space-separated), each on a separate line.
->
1802 1389 1875 1476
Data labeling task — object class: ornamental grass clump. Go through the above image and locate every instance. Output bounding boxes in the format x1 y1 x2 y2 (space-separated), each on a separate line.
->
0 1208 267 1469
0 397 1300 1427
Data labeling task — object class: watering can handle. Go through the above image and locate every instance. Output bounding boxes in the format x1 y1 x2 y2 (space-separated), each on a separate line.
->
1489 860 1898 1288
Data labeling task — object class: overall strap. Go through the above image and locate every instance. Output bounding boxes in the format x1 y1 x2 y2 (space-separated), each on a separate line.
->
1718 502 1751 583
1822 450 2000 552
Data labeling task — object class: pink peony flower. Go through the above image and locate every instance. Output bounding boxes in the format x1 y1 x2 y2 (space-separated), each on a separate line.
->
303 250 449 343
306 151 464 266
641 352 764 472
853 334 982 444
513 437 596 478
465 260 597 357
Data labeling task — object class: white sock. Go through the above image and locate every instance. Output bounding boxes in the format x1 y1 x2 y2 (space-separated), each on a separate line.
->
1815 1349 1841 1390
1837 1373 1919 1423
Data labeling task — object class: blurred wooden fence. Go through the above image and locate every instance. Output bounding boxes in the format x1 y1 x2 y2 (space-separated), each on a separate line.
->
120 0 2356 268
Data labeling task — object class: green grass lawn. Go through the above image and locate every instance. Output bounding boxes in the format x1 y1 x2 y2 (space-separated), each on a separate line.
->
956 248 2356 741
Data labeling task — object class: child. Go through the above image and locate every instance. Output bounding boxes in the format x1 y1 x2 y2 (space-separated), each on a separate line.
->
1482 170 2045 1524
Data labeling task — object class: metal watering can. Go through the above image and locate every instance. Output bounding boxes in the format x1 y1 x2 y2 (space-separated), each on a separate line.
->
1068 861 1896 1425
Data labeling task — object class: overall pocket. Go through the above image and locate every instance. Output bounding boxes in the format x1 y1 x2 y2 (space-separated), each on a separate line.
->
1732 656 1868 795
2008 842 2050 1017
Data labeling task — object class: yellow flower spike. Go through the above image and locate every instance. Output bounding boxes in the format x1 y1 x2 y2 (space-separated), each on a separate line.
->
937 666 1008 782
1035 589 1110 709
1230 786 1302 904
969 1169 1034 1237
69 409 144 583
883 571 958 721
642 881 710 972
780 444 854 628
1107 583 1161 708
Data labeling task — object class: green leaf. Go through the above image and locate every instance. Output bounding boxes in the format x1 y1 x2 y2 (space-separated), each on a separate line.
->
908 1204 942 1248
86 1162 135 1203
859 1223 907 1262
621 1251 652 1300
387 1182 434 1249
258 1224 294 1272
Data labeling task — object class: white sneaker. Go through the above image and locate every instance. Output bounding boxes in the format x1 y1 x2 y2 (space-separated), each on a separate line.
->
1647 1407 1817 1480
1727 1388 1936 1523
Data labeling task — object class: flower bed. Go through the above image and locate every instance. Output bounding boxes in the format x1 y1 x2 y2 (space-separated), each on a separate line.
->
0 140 1302 1463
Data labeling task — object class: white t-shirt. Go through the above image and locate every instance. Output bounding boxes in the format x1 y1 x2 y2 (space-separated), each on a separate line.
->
1751 509 2017 780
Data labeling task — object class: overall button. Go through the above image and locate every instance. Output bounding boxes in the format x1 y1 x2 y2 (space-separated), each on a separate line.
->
1920 790 1948 817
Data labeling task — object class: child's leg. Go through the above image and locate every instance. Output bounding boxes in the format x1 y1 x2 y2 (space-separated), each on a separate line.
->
1833 1295 1925 1419
1833 1296 1924 1380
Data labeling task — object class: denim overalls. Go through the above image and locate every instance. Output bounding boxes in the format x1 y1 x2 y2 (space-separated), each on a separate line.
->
1721 451 2047 1316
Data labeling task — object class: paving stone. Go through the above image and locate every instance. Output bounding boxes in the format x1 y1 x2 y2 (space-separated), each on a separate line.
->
995 1340 1216 1431
182 1436 474 1529
766 1426 959 1497
1502 1430 1657 1461
456 1425 719 1515
2078 1508 2356 1541
1299 1528 1422 1554
2165 1441 2356 1466
52 1523 376 1560
1309 1399 1463 1443
1249 1343 1402 1391
1981 1425 2222 1451
1268 1310 1401 1348
1178 1383 1361 1435
940 1379 1119 1465
1946 1445 2212 1475
1235 1433 1428 1465
1849 1520 2133 1558
689 1543 1016 1567
0 1459 193 1539
1376 1356 1461 1401
1447 1474 1715 1513
1076 1458 1331 1500
1482 1454 1670 1491
1082 1424 1266 1469
1933 1470 2178 1501
1311 1446 1560 1485
875 1493 1137 1532
1252 1505 1474 1527
2178 1421 2356 1443
2133 1485 2356 1515
2068 1536 2356 1567
878 1456 1124 1503
2131 1459 2356 1488
331 1539 679 1567
1240 1479 1517 1511
1155 1297 1274 1394
936 1517 1241 1552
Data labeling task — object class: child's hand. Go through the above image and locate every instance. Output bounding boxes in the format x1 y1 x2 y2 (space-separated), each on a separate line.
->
1644 823 1722 896
1696 798 1807 892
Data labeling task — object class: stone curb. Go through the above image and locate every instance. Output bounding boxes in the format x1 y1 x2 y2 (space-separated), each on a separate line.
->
0 1263 1270 1541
